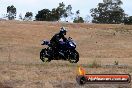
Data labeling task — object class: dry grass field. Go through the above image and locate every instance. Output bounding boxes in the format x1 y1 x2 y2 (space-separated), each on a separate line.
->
0 21 132 88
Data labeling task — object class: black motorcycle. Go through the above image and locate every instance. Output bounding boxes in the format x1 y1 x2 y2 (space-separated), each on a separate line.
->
40 37 79 63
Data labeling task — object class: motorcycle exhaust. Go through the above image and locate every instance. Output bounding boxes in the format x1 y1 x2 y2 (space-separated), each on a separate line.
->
59 52 67 60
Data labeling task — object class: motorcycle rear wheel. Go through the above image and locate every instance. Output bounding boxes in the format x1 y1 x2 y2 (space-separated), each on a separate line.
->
40 49 51 62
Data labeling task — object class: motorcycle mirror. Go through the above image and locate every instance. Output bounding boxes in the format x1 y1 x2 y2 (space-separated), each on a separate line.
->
68 37 72 40
41 41 44 45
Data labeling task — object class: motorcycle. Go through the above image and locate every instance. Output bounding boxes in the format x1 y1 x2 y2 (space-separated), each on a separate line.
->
40 37 79 63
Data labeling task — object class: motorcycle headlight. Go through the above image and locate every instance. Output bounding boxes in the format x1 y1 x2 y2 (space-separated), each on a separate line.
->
41 40 44 45
69 42 75 47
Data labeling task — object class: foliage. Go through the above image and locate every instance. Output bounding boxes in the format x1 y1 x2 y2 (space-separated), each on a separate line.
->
73 17 84 23
51 8 60 21
124 16 132 25
73 10 84 23
35 9 51 21
90 0 125 24
19 13 23 20
24 12 33 21
84 15 90 23
56 2 66 18
7 5 16 20
63 5 73 21
35 2 73 21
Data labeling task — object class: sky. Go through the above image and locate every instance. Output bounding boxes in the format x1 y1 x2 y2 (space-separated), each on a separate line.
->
0 0 132 20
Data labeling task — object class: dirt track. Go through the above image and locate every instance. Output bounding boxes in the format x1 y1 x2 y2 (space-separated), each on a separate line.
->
0 21 132 88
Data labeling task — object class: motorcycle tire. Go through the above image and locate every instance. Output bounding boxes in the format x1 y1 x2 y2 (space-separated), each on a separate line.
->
40 49 51 62
68 50 79 63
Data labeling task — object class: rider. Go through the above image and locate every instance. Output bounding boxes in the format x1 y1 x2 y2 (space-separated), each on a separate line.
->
50 27 67 55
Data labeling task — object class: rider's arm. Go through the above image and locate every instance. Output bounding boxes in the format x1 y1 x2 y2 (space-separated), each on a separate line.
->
62 35 67 42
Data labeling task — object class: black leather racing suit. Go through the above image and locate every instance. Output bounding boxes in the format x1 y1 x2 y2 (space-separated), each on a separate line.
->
50 33 67 55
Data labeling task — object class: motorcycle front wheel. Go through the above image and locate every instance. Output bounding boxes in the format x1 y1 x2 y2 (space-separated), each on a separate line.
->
68 50 79 63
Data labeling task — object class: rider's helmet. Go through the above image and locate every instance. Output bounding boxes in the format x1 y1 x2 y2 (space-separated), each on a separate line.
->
60 27 67 35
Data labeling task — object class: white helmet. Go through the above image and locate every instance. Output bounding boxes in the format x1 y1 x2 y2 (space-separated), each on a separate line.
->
60 27 67 35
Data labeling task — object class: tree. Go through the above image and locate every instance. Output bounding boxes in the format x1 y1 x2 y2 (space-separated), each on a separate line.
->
124 16 132 25
50 2 66 21
56 2 66 19
19 13 23 20
51 8 60 21
76 10 80 19
73 17 84 23
7 5 16 20
90 0 125 24
73 10 84 23
63 5 73 21
24 12 33 21
35 9 51 21
35 2 68 21
84 15 90 23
